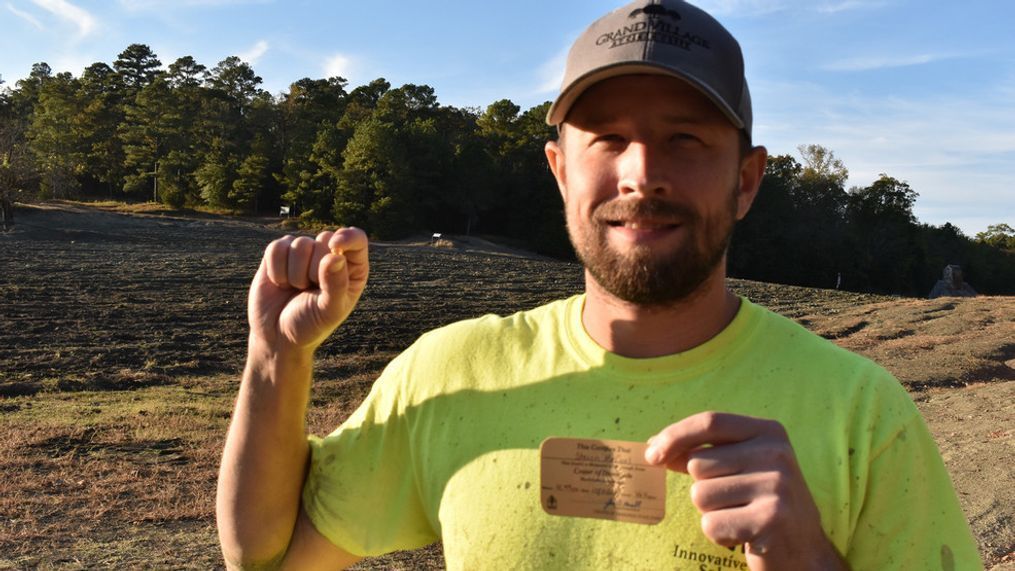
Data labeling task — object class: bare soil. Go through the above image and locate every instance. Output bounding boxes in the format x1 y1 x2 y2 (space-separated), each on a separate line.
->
1 202 1011 569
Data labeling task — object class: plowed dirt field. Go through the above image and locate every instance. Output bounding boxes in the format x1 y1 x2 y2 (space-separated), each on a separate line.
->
1 203 1011 569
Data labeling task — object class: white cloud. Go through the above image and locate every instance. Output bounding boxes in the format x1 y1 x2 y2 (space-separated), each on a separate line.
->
693 0 891 16
29 0 96 37
323 53 354 80
752 78 1015 235
119 0 270 9
815 0 888 14
691 0 788 17
822 53 957 72
535 42 569 95
6 2 44 29
237 39 269 64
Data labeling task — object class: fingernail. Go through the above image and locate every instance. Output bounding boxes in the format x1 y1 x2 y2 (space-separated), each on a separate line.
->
645 445 662 464
328 256 346 273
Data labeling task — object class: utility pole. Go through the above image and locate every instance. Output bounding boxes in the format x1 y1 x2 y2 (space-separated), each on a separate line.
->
147 160 158 203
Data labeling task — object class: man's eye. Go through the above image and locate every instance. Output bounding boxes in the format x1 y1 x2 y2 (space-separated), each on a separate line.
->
671 133 702 144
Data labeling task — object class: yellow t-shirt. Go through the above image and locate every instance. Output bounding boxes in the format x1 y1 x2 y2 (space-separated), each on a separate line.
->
303 295 981 570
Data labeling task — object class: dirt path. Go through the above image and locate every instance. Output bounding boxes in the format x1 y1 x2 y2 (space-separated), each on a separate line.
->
1 203 1011 568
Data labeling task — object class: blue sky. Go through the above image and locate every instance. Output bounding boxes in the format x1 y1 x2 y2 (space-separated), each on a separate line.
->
2 0 1013 237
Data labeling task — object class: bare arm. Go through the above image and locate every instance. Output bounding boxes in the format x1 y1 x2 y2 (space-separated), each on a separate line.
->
216 228 369 569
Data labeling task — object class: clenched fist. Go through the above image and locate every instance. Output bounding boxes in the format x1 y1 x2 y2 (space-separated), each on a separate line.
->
248 227 369 357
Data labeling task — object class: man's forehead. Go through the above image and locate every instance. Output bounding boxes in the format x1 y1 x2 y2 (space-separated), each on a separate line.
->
573 109 713 129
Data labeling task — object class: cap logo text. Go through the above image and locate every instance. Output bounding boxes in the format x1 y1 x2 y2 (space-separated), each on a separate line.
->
596 12 710 52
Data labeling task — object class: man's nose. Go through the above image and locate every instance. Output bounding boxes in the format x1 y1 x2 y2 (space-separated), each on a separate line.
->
617 142 670 197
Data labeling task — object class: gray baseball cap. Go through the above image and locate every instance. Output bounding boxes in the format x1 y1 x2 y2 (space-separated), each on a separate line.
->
545 0 752 139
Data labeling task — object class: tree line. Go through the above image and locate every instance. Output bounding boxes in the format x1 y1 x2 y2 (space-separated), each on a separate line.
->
1 44 1011 295
729 146 1013 295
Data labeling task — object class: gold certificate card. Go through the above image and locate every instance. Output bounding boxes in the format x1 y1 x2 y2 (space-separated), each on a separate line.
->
540 437 666 525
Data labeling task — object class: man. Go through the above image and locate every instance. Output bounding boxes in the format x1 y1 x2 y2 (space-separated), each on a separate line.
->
217 1 980 569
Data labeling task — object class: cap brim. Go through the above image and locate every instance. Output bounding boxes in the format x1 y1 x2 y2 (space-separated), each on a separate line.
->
545 62 746 130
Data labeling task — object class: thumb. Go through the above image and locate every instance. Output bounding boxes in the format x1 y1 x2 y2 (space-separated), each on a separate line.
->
317 252 349 321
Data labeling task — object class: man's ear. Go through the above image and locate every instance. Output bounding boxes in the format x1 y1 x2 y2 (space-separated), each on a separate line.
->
544 139 568 202
735 145 768 221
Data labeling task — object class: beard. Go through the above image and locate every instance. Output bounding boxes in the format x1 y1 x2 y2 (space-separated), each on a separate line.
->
568 189 739 307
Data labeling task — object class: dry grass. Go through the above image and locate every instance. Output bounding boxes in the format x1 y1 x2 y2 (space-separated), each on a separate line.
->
63 199 243 218
0 383 232 568
800 296 1015 389
0 356 444 570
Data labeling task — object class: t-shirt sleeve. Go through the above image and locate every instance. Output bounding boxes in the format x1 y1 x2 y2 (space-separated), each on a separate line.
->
301 349 438 557
847 410 982 570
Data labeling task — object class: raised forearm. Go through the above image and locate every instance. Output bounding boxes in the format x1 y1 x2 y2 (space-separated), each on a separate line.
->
217 340 315 567
218 228 369 567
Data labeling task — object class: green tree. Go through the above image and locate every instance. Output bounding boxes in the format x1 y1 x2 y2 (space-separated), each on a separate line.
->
797 143 848 189
120 53 215 206
475 100 567 255
165 56 206 89
157 149 195 208
231 142 271 212
340 78 390 127
846 175 922 294
848 174 918 225
975 223 1015 250
276 76 351 218
306 78 392 219
729 154 800 283
206 56 264 113
433 105 493 235
114 44 162 98
791 144 851 288
332 83 450 237
227 133 272 211
194 137 238 208
77 62 126 197
120 77 176 201
512 101 568 257
339 83 446 235
333 115 406 233
240 93 283 213
475 99 522 218
0 84 37 203
8 63 57 201
28 72 84 198
10 63 53 121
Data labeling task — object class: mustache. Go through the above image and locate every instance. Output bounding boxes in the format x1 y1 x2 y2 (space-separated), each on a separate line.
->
592 198 699 224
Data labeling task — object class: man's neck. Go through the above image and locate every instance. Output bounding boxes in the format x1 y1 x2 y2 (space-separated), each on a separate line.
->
581 269 741 359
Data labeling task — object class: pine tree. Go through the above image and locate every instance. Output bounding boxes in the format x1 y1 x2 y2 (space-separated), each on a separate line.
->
28 72 84 199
